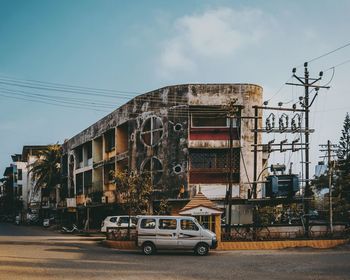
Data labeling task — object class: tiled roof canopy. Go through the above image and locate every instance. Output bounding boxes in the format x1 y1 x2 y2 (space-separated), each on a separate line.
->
180 191 221 212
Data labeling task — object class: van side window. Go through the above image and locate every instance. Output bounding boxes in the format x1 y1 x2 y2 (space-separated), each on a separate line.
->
140 218 156 229
180 219 199 231
110 217 117 223
159 219 177 230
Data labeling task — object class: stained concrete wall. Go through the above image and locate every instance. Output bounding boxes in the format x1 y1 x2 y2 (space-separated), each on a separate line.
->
62 83 263 203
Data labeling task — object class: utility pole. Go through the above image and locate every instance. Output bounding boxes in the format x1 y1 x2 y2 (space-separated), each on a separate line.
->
286 62 330 237
227 114 233 232
328 141 333 234
226 98 239 232
319 140 338 234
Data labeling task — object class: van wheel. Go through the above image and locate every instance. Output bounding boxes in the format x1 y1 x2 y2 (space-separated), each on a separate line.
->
195 243 209 256
142 242 155 255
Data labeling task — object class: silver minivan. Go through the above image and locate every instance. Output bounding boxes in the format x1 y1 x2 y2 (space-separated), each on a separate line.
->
136 215 217 256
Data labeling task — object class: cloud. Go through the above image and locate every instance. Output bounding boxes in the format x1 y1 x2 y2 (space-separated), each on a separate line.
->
157 7 270 79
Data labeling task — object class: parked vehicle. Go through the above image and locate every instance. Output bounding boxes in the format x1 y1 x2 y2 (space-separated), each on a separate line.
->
43 217 55 227
61 224 80 233
136 215 217 256
15 215 20 225
101 215 137 233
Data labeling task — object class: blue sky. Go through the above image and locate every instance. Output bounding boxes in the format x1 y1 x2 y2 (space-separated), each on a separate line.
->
1 0 350 176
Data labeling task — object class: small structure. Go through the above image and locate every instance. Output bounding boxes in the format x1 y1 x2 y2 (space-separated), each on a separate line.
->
179 192 223 241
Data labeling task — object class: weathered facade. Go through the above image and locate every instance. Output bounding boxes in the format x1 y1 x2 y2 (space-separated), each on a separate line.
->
61 84 263 225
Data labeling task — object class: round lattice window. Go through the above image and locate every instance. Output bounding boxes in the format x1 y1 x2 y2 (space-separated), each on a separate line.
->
141 157 163 185
140 116 164 147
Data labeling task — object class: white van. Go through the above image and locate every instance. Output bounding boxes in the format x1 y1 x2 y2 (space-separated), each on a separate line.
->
101 215 137 233
136 215 217 256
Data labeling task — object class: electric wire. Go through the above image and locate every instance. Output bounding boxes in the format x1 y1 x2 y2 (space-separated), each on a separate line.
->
0 87 117 109
0 75 140 95
0 92 109 112
295 41 350 68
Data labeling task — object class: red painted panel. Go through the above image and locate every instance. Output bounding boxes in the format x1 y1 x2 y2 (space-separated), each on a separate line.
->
189 171 239 184
190 128 239 140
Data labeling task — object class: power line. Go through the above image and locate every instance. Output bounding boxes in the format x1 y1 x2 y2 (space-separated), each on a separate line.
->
308 42 350 64
295 41 350 68
0 86 117 108
0 75 140 95
324 58 350 72
0 92 109 112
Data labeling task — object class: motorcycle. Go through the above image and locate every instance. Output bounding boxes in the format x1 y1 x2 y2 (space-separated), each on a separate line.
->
61 224 81 233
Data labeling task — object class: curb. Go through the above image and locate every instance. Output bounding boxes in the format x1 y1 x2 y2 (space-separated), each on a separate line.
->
103 239 349 251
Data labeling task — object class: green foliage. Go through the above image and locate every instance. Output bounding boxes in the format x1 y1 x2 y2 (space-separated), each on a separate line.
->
155 199 171 215
113 170 153 215
29 144 62 192
333 113 350 221
257 204 303 225
338 112 350 160
311 174 329 194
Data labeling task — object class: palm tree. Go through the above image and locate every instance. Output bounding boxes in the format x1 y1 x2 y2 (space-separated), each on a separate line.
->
30 145 62 211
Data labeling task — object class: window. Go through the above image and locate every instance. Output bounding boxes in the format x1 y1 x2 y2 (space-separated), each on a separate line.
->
191 106 238 128
110 217 117 223
190 149 240 172
76 173 83 195
87 142 92 159
17 169 22 180
159 219 177 230
84 170 92 193
77 147 83 163
118 217 129 225
104 163 115 183
105 129 115 152
141 116 164 147
192 114 228 127
140 218 156 229
180 219 199 231
18 185 23 196
141 157 163 185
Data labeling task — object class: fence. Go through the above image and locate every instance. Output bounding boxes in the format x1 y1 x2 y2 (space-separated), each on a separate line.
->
106 227 137 241
221 225 350 241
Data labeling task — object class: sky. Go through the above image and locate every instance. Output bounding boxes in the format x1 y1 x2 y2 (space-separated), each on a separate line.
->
1 0 350 179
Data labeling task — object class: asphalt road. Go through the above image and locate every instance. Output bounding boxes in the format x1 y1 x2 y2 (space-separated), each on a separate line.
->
0 223 349 280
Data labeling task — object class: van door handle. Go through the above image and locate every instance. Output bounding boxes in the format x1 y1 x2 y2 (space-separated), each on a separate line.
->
172 233 177 237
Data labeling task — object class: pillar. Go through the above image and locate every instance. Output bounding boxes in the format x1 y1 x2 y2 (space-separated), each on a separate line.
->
215 215 221 242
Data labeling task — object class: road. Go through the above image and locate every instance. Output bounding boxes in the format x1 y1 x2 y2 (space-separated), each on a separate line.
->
0 223 349 280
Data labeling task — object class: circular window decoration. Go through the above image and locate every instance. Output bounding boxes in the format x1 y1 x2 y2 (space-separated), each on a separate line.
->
173 164 183 174
141 157 163 185
141 116 164 147
174 123 183 132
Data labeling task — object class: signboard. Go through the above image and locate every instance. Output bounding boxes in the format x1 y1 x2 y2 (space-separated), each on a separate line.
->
66 198 76 208
180 206 222 216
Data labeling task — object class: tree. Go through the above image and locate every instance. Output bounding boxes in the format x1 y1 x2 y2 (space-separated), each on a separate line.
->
338 112 350 160
113 170 153 240
29 145 62 208
334 113 350 222
113 170 153 216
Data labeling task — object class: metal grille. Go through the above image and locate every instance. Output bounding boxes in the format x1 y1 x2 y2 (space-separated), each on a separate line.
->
189 149 240 172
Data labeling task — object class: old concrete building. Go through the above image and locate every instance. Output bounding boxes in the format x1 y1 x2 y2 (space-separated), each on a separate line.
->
61 84 263 227
3 146 51 223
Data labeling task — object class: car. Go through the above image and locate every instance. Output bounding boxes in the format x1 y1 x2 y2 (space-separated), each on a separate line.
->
136 215 217 256
100 215 137 233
